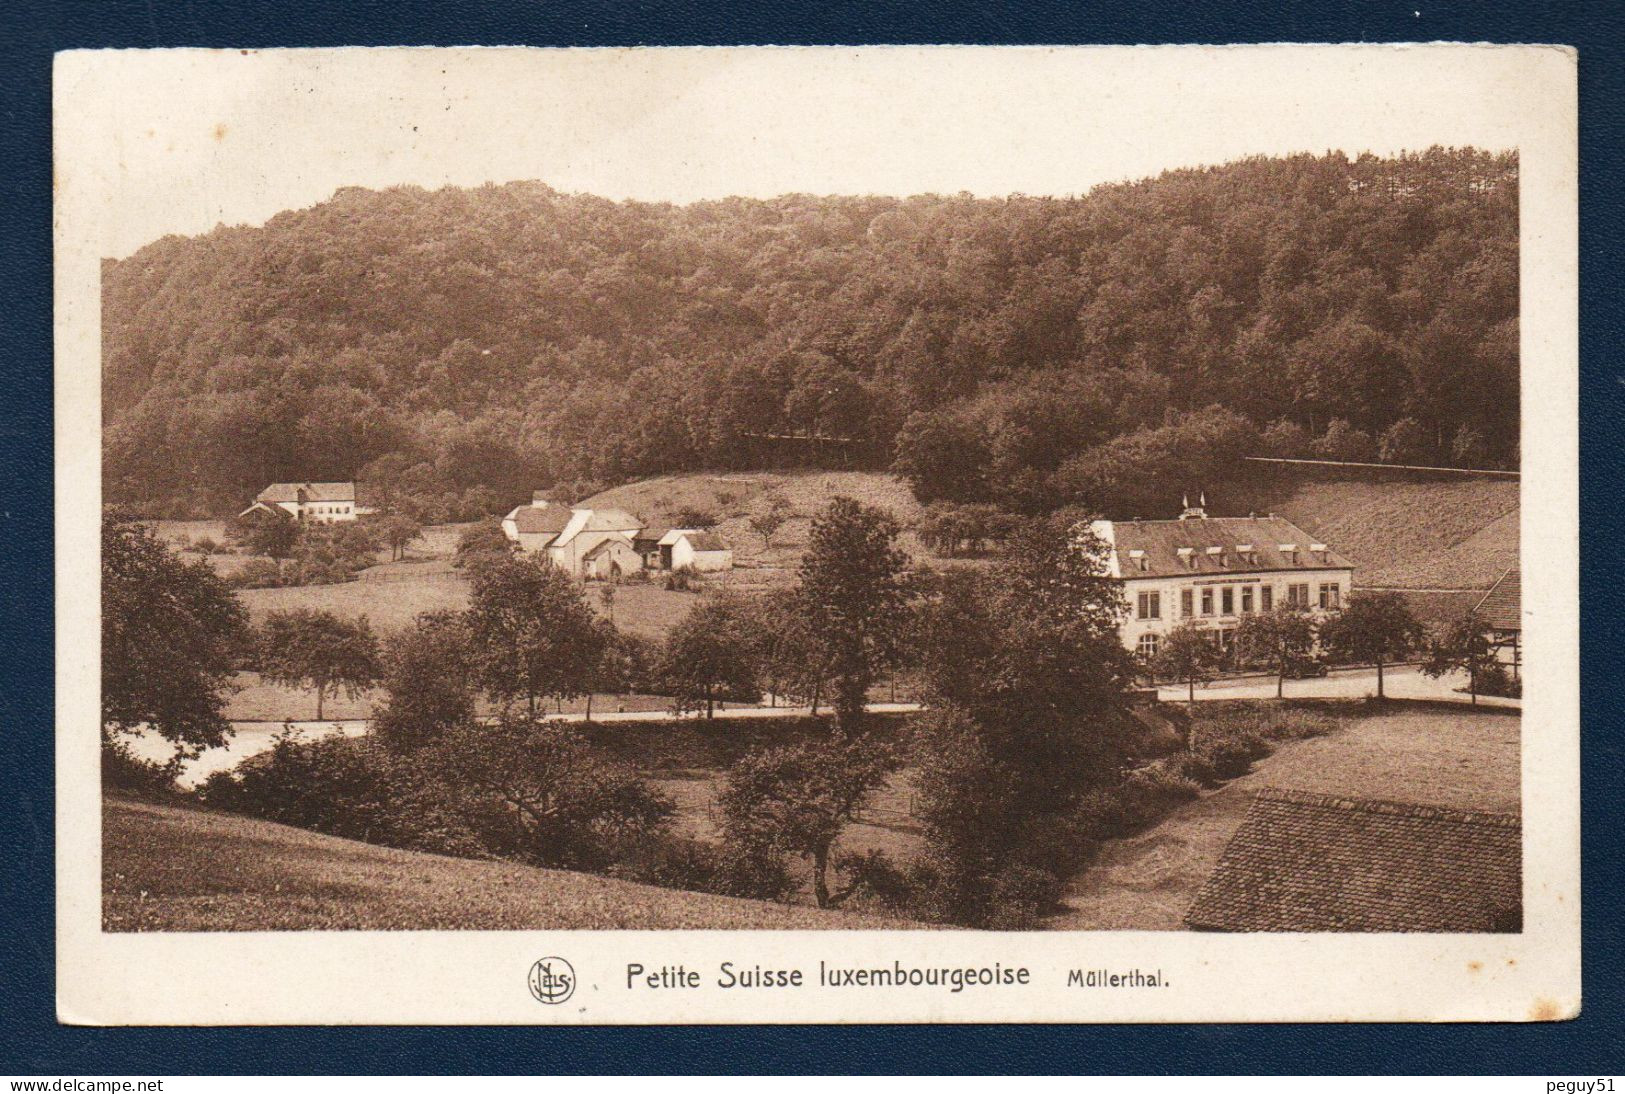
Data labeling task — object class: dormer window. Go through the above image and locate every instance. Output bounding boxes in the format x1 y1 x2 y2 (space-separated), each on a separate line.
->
1128 549 1148 572
1310 543 1328 563
1206 546 1226 568
1236 543 1256 566
1279 543 1299 565
1176 547 1196 570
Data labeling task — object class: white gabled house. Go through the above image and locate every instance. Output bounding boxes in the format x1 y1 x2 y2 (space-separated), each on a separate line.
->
239 481 359 524
1090 497 1355 661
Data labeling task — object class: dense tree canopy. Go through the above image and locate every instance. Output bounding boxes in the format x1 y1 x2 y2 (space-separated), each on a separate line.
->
104 149 1518 518
102 514 249 759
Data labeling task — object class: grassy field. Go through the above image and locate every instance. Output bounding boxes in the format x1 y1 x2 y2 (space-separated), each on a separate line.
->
1267 478 1517 592
103 795 919 931
1051 703 1520 931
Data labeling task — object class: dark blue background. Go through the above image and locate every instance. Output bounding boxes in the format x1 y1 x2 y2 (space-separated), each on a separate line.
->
2 0 1619 1075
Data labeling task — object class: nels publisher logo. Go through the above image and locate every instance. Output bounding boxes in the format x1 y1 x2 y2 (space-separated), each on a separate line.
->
528 956 577 1005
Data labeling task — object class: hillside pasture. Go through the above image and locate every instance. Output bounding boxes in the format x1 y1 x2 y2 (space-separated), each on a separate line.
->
103 795 916 931
1267 477 1517 591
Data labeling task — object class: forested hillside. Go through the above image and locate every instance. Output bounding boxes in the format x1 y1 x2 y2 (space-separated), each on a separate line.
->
102 148 1518 519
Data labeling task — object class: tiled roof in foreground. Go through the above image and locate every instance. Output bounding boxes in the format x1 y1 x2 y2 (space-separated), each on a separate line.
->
1185 787 1521 933
1474 565 1521 632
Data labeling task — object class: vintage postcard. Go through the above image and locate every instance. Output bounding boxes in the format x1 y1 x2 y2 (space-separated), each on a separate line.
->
54 44 1578 1024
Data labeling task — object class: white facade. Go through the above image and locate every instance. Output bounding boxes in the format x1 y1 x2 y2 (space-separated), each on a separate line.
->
1090 508 1355 662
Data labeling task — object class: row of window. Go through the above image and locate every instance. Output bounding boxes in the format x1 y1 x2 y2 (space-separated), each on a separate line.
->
1134 582 1340 621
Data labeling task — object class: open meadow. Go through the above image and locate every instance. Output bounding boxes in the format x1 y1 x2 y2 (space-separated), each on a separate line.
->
1051 702 1520 931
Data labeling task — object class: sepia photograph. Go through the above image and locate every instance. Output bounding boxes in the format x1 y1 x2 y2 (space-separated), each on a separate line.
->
53 44 1578 1024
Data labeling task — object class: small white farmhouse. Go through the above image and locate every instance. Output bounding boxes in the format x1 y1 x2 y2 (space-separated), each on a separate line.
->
1091 497 1354 660
664 530 733 573
239 482 358 524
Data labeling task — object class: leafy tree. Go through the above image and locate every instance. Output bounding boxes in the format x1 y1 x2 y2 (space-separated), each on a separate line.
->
1153 622 1221 704
453 520 513 567
909 513 1137 924
372 611 476 751
1421 610 1496 705
257 609 381 721
659 595 760 717
375 513 424 561
890 410 990 504
1260 417 1311 459
743 588 832 711
1313 418 1378 462
748 495 792 550
718 736 896 908
1321 591 1423 699
1378 417 1431 465
238 514 301 560
1450 424 1491 468
427 714 672 867
463 554 605 716
669 506 719 530
797 497 908 735
1234 607 1317 699
102 514 250 764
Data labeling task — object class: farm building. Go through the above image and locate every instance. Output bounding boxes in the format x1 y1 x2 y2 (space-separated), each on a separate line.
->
499 502 733 578
239 482 360 524
1475 564 1521 679
1091 497 1355 661
659 529 734 572
1185 787 1521 932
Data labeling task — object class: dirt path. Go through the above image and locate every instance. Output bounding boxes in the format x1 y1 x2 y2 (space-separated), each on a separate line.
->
1048 706 1521 931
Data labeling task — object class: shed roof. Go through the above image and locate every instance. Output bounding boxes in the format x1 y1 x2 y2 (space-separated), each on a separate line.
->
1099 515 1353 578
1185 787 1520 933
1473 565 1521 632
683 532 729 553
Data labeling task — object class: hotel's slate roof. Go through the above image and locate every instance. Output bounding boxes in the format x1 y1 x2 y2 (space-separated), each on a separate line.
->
1102 515 1354 579
1185 787 1521 933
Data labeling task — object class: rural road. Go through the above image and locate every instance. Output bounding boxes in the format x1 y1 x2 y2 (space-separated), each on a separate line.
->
141 668 1513 788
1152 663 1519 708
142 701 927 787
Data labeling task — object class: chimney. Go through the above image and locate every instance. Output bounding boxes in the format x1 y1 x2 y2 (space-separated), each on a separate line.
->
1179 493 1208 520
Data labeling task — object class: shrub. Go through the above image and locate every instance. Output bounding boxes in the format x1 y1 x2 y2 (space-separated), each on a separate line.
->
983 863 1064 930
230 557 287 588
662 567 698 592
1193 730 1269 780
193 536 219 556
1476 663 1521 698
101 736 178 796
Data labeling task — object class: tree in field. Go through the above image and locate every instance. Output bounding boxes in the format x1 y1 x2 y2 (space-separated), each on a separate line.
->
428 714 672 867
1153 622 1221 705
463 554 606 716
659 595 761 718
748 495 792 551
1421 610 1496 706
797 497 908 735
453 521 513 568
372 610 476 752
1234 607 1317 699
909 512 1137 925
257 609 381 721
744 588 832 711
238 514 301 560
103 514 250 765
718 735 896 908
1321 591 1423 699
375 513 424 562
